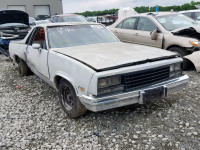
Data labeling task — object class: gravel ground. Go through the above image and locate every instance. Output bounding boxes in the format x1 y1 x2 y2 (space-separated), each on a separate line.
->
0 54 200 150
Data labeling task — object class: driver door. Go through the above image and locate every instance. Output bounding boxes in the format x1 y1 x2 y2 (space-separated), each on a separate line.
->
133 17 163 48
26 27 49 78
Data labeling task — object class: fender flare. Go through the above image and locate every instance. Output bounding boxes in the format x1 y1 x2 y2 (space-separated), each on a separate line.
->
53 73 79 95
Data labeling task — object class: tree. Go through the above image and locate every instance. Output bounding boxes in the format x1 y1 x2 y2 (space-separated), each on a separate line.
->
76 1 200 17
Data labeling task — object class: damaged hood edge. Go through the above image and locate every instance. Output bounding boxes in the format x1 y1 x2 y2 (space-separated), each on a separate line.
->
55 51 177 72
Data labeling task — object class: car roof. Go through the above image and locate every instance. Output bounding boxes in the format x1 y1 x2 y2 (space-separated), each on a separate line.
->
142 12 179 17
180 9 200 13
52 14 80 17
35 22 101 28
120 12 179 19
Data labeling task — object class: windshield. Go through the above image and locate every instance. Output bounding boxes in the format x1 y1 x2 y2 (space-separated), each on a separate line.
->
63 16 88 22
156 14 198 31
48 25 119 48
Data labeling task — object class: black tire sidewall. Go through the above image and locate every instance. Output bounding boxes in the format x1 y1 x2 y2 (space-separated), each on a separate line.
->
58 79 80 118
18 59 29 76
169 47 190 70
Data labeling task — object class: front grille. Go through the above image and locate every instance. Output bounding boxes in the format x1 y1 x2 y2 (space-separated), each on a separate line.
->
123 66 170 91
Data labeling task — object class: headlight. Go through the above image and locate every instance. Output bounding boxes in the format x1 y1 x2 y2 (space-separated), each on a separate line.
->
170 63 181 72
98 76 124 95
190 41 200 47
169 63 182 78
98 76 121 88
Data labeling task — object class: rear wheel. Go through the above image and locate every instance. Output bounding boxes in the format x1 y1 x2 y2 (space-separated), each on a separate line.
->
168 47 190 70
17 58 30 76
58 79 87 118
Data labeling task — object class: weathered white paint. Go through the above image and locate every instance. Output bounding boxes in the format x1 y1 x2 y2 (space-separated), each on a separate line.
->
9 23 187 101
53 42 176 71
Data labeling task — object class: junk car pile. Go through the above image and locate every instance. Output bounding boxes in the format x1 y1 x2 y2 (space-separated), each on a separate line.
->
5 10 200 118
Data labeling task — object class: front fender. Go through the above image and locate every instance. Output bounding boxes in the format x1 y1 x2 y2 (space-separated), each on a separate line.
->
53 72 79 94
184 51 200 72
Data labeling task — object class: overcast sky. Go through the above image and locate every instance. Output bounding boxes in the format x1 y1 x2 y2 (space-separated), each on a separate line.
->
63 0 192 13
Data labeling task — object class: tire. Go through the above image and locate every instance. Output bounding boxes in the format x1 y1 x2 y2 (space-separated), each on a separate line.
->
18 59 29 76
58 79 87 118
168 47 190 70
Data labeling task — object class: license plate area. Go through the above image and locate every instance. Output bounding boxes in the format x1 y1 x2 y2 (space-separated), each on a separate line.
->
143 87 164 103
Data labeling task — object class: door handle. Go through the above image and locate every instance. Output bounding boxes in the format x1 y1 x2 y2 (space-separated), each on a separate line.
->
115 30 118 33
134 33 139 36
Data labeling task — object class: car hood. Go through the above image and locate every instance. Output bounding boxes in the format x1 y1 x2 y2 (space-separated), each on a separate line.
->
0 10 29 26
52 42 177 71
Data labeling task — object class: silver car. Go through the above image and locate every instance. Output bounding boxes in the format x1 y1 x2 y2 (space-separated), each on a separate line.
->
180 9 200 22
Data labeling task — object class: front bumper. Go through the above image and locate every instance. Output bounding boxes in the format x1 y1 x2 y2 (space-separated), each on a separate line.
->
79 75 189 112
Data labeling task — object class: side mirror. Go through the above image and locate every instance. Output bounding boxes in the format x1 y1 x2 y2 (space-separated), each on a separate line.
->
32 43 41 49
151 29 158 40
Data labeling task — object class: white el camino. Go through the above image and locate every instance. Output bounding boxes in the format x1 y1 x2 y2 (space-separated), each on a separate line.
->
9 22 189 118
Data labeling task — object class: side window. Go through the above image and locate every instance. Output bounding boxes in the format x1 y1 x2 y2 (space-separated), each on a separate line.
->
26 28 37 45
87 18 92 22
57 17 63 22
195 12 200 21
183 12 192 18
121 18 136 29
116 21 123 28
53 17 58 22
31 28 46 49
137 17 157 32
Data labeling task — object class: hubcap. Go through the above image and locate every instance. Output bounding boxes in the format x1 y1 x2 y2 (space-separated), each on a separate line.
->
61 86 73 111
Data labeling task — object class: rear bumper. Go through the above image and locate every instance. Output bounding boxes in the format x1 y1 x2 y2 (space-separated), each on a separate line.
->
79 75 189 112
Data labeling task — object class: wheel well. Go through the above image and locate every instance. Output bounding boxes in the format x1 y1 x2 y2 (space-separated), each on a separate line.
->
166 45 183 50
54 76 77 93
54 76 63 89
14 55 20 63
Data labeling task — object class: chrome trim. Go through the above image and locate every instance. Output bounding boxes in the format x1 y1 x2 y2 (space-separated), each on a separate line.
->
79 75 189 112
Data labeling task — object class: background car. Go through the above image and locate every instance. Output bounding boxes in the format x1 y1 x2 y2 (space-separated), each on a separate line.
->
29 17 36 26
36 15 51 21
108 12 200 70
180 10 200 22
50 14 88 23
31 20 50 26
87 17 97 23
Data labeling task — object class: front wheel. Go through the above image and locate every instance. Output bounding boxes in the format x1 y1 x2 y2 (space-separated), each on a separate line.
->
168 47 191 70
58 79 87 118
